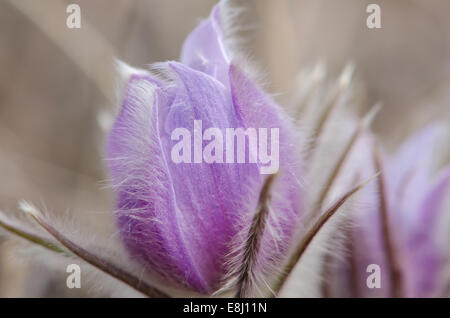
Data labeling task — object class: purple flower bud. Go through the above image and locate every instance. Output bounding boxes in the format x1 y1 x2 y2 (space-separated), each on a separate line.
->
106 5 302 294
327 125 450 297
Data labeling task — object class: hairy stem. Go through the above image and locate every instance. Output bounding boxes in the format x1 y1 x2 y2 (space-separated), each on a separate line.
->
373 146 404 298
235 173 278 298
315 104 380 213
21 203 170 298
0 216 67 255
274 176 376 295
307 65 354 160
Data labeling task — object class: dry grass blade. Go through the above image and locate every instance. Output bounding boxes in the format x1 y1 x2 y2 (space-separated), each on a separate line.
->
273 175 378 295
235 173 278 298
19 202 170 298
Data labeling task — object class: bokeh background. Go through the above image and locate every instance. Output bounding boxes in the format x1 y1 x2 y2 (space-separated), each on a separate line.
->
1 0 450 297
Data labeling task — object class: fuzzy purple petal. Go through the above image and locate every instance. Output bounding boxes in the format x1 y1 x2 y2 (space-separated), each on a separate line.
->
107 74 216 292
345 136 392 297
342 125 448 298
180 5 229 86
403 167 450 297
228 63 303 271
386 124 443 228
107 4 303 295
107 62 303 293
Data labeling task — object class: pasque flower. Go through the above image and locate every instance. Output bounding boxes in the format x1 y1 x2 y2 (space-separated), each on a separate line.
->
0 3 377 295
325 125 450 297
106 4 303 294
2 0 448 299
1 1 362 298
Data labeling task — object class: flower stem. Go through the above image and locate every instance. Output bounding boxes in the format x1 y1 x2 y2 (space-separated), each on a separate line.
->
21 203 170 298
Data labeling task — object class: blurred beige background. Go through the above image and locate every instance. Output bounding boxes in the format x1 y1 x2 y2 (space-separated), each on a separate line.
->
0 0 450 297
